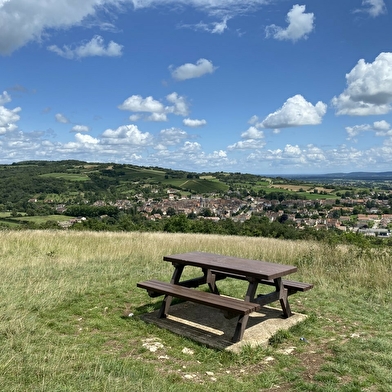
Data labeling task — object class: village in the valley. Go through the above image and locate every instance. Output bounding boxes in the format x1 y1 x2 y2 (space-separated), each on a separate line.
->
80 187 392 237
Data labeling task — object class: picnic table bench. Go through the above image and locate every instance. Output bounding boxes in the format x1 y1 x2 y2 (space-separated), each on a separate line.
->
137 251 313 342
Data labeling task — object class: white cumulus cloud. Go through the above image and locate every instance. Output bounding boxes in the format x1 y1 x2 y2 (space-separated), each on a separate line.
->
119 95 165 113
170 59 217 81
119 92 189 120
165 92 190 116
265 4 315 42
48 35 123 59
346 120 392 139
241 126 264 139
228 126 265 150
261 95 327 129
0 0 121 55
183 118 207 127
332 52 392 116
373 120 390 131
0 91 11 105
0 105 21 135
101 124 152 145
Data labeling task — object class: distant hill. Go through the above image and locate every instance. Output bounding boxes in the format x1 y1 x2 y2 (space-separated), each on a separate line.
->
285 172 392 181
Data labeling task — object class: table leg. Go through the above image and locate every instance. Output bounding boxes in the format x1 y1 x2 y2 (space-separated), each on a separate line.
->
205 269 220 294
158 264 184 318
229 278 259 342
232 314 250 342
244 278 259 302
275 277 292 318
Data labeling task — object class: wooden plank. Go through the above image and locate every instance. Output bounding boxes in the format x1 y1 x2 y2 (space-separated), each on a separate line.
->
137 280 260 315
164 252 297 280
259 279 314 292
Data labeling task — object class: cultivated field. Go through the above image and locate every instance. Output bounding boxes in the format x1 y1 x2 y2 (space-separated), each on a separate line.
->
0 231 391 391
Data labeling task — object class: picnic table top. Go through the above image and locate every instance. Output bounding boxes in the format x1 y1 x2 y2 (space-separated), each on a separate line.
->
163 251 297 280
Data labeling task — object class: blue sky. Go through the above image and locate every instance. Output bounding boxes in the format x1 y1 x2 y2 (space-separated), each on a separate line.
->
1 0 392 175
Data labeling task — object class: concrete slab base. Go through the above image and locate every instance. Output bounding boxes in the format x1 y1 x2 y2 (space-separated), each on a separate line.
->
140 302 307 353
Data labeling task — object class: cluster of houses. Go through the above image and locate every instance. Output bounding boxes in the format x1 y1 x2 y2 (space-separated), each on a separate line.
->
126 189 392 236
47 187 392 236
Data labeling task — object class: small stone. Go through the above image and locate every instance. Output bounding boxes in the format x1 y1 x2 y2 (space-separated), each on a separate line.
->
142 341 164 352
182 347 194 355
206 371 214 376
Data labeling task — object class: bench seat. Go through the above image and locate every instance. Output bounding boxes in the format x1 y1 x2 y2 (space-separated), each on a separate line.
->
259 279 313 294
211 270 313 295
137 279 260 315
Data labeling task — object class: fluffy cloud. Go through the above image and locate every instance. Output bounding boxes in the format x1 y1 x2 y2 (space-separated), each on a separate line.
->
374 120 391 131
119 95 165 113
0 105 21 135
0 1 272 55
59 133 101 154
74 133 100 146
101 124 152 145
252 143 330 169
332 53 392 116
183 118 207 127
159 127 188 146
0 91 11 105
48 35 123 59
165 92 190 116
55 113 70 124
356 0 387 17
265 4 315 42
147 113 168 122
0 91 21 135
119 92 190 120
241 126 264 139
346 120 392 139
170 59 217 81
228 126 265 150
261 95 327 129
0 0 122 55
71 125 90 133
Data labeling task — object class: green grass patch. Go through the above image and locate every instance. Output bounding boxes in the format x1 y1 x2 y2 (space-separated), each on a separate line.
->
162 178 228 193
40 173 90 181
0 231 391 391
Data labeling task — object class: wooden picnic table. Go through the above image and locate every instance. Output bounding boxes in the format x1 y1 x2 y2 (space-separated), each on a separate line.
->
137 251 312 342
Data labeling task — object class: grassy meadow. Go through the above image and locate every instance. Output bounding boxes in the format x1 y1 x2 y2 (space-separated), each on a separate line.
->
0 230 391 391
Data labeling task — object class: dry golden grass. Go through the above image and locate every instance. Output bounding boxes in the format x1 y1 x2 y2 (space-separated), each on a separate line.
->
1 230 390 303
